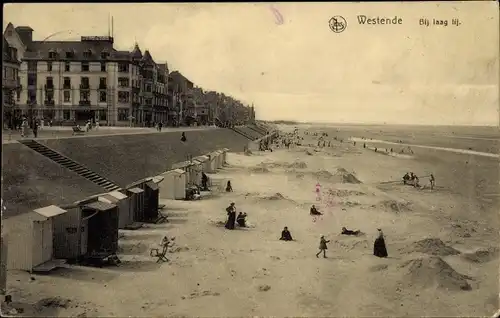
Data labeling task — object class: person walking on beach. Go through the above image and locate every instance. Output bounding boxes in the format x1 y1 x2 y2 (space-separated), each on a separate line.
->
32 119 39 138
225 202 237 230
373 229 388 258
316 235 330 258
429 173 435 190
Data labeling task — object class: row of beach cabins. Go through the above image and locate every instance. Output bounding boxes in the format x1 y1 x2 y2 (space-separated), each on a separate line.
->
0 148 230 289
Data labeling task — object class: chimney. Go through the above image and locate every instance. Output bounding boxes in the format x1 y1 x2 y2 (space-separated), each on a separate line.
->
15 26 34 45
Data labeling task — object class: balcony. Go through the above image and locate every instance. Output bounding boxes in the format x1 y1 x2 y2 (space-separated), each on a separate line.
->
26 99 37 105
63 85 72 90
79 100 91 106
99 84 107 89
2 78 19 89
79 84 90 90
44 100 55 106
45 84 54 90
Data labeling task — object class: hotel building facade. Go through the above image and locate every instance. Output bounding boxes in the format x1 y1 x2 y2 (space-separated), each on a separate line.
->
3 23 169 126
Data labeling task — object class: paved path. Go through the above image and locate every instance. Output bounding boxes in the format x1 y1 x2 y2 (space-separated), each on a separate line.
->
2 126 219 143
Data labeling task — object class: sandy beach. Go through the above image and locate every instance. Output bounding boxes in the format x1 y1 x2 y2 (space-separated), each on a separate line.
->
4 125 498 317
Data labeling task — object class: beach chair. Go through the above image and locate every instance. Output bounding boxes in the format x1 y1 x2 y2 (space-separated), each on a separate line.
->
150 237 172 263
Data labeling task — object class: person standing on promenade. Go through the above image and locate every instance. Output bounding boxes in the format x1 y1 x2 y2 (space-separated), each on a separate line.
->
429 173 435 190
316 235 330 258
225 202 237 230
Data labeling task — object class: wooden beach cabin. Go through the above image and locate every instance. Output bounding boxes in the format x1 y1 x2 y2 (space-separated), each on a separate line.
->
5 205 67 272
0 235 7 295
144 178 162 222
172 160 196 187
194 155 211 173
161 169 186 200
98 191 133 229
221 148 229 165
207 151 221 172
55 198 119 264
214 150 224 169
122 187 145 227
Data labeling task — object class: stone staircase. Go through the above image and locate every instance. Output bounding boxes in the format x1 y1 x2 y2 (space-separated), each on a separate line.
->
18 139 120 192
229 127 255 140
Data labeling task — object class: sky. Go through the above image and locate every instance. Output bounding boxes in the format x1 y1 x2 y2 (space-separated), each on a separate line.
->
4 2 499 125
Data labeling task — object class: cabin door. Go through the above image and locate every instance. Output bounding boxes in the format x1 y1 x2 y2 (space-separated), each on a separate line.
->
32 221 44 267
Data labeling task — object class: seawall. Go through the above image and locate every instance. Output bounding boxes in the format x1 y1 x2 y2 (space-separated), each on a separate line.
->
2 127 264 218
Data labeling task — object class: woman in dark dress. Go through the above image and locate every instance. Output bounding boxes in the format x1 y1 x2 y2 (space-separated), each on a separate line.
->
225 203 236 230
373 229 388 258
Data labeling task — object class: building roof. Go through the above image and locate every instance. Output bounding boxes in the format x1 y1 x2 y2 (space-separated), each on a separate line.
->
131 43 142 60
2 35 19 63
158 62 169 73
141 49 156 65
15 26 34 45
169 70 193 86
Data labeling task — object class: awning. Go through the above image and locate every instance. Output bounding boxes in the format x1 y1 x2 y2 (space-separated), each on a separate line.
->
127 187 144 194
108 191 128 200
84 201 116 211
33 205 67 219
146 181 159 191
152 176 164 184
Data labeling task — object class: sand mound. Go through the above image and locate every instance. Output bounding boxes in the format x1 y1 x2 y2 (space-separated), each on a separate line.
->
378 199 413 213
265 161 308 169
249 166 270 173
289 161 308 169
334 168 362 184
261 192 286 200
399 256 472 291
305 150 314 156
313 170 334 180
328 189 366 197
462 247 499 263
400 238 460 256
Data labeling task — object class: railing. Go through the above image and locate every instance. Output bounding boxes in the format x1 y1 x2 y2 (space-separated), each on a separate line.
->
79 84 90 90
44 84 54 90
79 100 91 106
44 100 55 106
99 84 107 89
63 85 72 90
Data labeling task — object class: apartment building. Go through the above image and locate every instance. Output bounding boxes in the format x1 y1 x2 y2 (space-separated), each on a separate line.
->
2 35 21 127
4 23 142 126
136 50 169 125
168 70 194 126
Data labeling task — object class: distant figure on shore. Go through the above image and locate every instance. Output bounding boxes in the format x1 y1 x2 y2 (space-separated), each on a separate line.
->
316 235 330 258
374 147 377 152
390 148 393 152
21 118 29 137
403 172 410 185
328 141 331 147
373 229 388 258
32 120 39 138
310 205 322 216
236 212 247 227
353 141 356 146
430 173 435 190
225 203 237 230
181 132 187 142
280 226 293 241
201 172 209 191
363 143 366 148
225 180 233 192
95 119 100 130
158 121 163 132
341 227 360 236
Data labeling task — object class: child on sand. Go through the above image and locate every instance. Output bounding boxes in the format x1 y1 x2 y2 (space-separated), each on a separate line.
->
316 235 330 258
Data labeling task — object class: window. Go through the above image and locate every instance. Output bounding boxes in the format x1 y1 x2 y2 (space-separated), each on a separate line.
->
80 91 90 102
27 75 36 86
63 77 71 89
100 52 109 59
65 62 70 72
118 77 129 87
118 63 129 73
81 77 89 87
47 61 52 72
118 108 130 121
27 61 37 71
16 89 20 102
83 49 92 58
46 91 54 101
63 90 71 102
99 91 107 103
98 110 107 121
145 84 152 92
65 51 74 59
99 77 107 88
118 91 130 103
81 62 89 72
49 51 57 59
46 77 53 88
63 110 71 120
100 62 106 72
